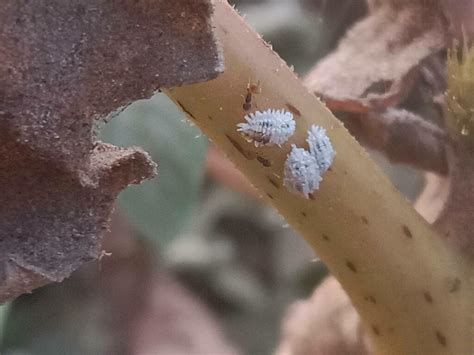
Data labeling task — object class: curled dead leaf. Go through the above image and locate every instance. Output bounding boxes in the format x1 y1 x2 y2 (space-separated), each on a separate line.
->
305 0 448 113
0 0 222 301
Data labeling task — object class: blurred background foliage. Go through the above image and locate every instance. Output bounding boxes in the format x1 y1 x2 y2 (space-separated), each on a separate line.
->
101 95 209 248
0 1 426 354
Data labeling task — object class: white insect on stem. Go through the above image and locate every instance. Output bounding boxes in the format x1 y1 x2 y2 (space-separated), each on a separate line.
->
284 144 322 198
237 109 296 147
284 126 335 199
306 125 335 173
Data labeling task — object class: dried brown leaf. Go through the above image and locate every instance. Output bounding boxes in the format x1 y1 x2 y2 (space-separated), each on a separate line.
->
275 277 370 355
305 0 447 113
340 109 448 174
0 0 222 301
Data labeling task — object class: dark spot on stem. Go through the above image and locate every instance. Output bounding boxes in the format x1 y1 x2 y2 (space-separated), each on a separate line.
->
371 325 380 336
402 225 413 239
361 216 369 224
285 103 301 117
322 234 330 241
346 260 357 273
449 278 461 293
266 193 274 200
225 134 255 160
364 295 377 304
176 100 197 120
267 176 279 188
435 330 447 347
257 155 271 167
207 116 213 120
423 291 433 304
301 212 307 217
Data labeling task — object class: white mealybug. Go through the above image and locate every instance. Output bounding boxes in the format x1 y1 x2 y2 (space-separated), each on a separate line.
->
237 109 295 147
306 125 335 173
284 145 322 198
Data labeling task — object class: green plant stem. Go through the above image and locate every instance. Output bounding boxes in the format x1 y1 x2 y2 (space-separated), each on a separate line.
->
165 1 473 353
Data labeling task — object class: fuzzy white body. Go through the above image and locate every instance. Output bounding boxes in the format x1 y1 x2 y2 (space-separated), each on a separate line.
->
284 126 335 198
237 109 295 147
307 125 335 173
284 145 322 198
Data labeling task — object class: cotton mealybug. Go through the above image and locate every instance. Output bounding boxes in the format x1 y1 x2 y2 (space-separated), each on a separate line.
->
306 125 335 173
237 109 296 147
284 145 322 198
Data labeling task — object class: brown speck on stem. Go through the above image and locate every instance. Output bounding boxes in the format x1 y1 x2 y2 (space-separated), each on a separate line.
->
346 260 357 273
364 295 377 304
225 134 256 160
176 100 197 120
361 216 369 224
322 234 330 241
448 277 461 293
371 325 380 336
423 291 433 304
267 176 279 188
266 192 274 200
257 155 271 167
285 103 301 117
402 225 413 239
435 330 447 347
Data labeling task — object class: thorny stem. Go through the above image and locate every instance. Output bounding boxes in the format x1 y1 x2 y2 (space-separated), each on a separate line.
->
164 1 473 354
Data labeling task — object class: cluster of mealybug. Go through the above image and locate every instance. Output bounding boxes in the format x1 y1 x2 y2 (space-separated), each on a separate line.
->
306 125 334 173
283 145 322 198
237 109 296 147
235 84 334 199
283 125 335 198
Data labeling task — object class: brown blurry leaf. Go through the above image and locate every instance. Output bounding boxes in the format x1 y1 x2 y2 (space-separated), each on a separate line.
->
440 0 474 42
131 272 239 355
339 108 448 174
275 277 370 355
0 0 222 301
305 0 447 113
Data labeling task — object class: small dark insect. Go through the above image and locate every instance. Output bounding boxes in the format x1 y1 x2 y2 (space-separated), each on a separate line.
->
243 81 261 111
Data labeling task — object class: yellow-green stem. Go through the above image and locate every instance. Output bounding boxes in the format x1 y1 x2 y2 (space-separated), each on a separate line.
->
165 1 473 353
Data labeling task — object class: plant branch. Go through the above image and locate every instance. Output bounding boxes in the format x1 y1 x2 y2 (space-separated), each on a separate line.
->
164 1 472 354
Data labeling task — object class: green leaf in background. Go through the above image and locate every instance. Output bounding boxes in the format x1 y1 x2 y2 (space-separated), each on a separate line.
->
1 277 110 355
100 93 208 248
